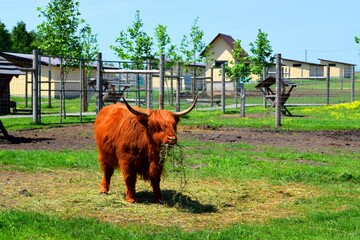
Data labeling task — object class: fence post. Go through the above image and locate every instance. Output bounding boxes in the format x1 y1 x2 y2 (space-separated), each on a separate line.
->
81 63 88 112
170 67 174 106
176 62 181 112
326 65 330 105
275 53 282 127
48 56 52 108
59 57 63 123
146 59 153 109
351 65 355 102
32 49 40 124
262 67 267 108
159 54 165 109
210 67 214 107
240 83 245 117
38 55 42 124
96 52 103 114
79 60 83 122
221 62 226 114
193 65 197 98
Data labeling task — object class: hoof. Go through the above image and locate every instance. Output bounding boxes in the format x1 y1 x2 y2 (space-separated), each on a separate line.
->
100 192 108 195
125 197 136 203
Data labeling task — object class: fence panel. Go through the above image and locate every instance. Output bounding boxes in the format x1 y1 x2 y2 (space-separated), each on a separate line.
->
3 54 359 124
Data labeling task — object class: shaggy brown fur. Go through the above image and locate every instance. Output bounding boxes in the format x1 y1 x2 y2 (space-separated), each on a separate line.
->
94 98 196 203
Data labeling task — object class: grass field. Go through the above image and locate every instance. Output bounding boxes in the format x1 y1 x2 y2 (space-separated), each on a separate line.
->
1 101 360 239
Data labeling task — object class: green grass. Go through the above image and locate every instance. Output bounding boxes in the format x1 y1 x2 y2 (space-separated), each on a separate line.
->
1 137 359 239
1 101 360 239
0 115 95 131
2 141 359 186
2 100 360 131
1 208 359 239
0 150 97 170
179 101 360 130
180 140 360 185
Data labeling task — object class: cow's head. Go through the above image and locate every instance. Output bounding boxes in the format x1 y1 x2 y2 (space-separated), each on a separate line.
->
122 96 198 146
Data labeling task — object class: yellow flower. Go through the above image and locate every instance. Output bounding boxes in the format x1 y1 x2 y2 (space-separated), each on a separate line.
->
327 101 360 110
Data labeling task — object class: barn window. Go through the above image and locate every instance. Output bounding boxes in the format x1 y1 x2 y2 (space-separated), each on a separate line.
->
293 63 302 67
309 65 324 77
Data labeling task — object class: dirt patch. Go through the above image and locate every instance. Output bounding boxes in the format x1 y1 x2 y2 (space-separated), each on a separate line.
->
180 127 360 153
0 124 95 151
1 123 358 153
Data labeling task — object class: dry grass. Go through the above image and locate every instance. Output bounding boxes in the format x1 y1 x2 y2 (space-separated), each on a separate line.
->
0 169 324 231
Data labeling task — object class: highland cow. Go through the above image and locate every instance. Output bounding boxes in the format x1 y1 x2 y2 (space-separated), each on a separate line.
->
94 97 197 203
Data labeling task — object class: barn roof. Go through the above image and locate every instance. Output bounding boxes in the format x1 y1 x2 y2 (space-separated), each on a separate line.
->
0 52 61 68
318 58 357 66
282 58 326 66
0 56 25 76
0 52 119 69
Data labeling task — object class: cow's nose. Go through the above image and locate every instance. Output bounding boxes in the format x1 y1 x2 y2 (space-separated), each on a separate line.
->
167 136 177 144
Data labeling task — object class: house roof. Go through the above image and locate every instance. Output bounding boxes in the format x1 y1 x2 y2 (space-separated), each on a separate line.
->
318 58 357 66
200 33 248 57
0 56 25 76
216 33 236 50
282 58 326 66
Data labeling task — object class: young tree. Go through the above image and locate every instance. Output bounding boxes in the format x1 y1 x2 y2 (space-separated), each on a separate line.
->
36 0 83 59
180 17 206 65
36 0 98 116
79 24 99 72
154 24 171 57
180 17 207 96
11 21 36 54
111 10 153 68
0 21 11 51
249 29 275 79
226 39 251 83
154 23 182 65
154 23 181 105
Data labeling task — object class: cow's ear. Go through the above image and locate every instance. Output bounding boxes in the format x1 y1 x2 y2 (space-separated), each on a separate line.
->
174 116 180 123
137 115 149 126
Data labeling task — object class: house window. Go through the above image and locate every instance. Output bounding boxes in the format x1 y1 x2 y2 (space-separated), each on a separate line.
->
214 61 228 68
293 63 302 67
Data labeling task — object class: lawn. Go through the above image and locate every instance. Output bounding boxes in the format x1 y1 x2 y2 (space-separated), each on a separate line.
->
0 101 360 239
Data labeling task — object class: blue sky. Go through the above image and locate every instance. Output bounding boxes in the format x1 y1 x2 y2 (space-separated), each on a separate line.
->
1 0 360 67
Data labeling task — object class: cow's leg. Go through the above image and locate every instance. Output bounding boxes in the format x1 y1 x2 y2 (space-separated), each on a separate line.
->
150 177 163 203
149 161 163 203
124 173 136 203
120 160 136 203
100 163 114 194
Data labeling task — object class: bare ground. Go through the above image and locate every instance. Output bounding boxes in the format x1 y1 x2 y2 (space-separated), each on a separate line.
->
1 123 359 153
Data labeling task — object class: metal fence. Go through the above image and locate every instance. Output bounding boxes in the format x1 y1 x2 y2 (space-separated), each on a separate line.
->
1 51 359 125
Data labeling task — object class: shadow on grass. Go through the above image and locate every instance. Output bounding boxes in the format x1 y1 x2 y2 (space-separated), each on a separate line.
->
134 190 218 214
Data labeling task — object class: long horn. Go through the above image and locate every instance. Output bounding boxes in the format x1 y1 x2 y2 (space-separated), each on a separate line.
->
122 97 148 117
173 95 199 117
